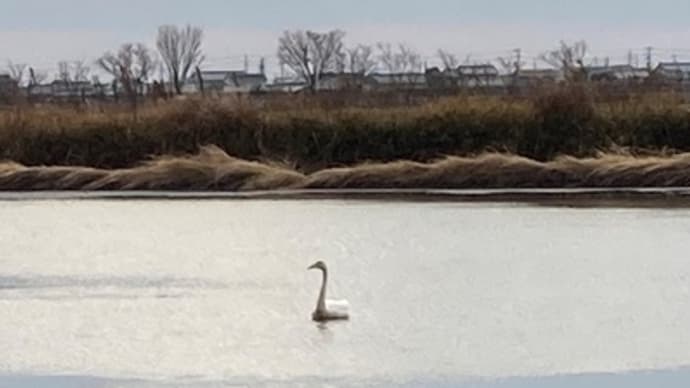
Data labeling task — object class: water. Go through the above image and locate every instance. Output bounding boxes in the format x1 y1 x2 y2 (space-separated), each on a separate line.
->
2 198 690 387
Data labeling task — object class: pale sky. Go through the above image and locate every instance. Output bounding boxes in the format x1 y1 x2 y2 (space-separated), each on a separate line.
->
2 0 690 78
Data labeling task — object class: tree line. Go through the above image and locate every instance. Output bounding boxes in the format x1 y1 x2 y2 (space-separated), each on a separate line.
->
5 24 593 96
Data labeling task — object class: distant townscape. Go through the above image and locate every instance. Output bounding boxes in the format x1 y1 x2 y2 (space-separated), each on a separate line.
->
1 25 689 104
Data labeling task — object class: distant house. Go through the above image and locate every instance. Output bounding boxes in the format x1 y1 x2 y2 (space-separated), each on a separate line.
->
369 72 428 90
50 80 94 98
226 72 267 93
426 64 503 89
0 74 19 99
585 65 648 82
455 64 502 87
426 67 470 90
28 83 54 97
26 80 127 101
318 72 374 91
265 76 308 93
103 80 144 98
518 68 563 80
514 68 564 86
183 71 226 92
651 62 690 82
183 70 267 94
631 67 651 80
364 65 504 91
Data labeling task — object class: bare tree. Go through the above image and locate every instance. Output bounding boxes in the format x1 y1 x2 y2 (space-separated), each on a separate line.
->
377 43 395 72
541 40 588 81
28 67 47 85
376 43 423 89
277 29 345 91
496 57 513 75
97 43 155 102
496 49 525 90
57 61 71 83
6 61 27 85
347 44 377 74
377 43 422 73
24 67 47 102
50 60 90 84
336 50 346 73
496 49 524 75
496 50 526 91
437 49 458 71
156 24 204 94
72 60 91 82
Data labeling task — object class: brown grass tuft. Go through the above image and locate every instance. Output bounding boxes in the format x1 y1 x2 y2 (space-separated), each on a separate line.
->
2 145 690 191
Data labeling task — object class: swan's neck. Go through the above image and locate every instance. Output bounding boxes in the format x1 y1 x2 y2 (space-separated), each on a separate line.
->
316 267 328 312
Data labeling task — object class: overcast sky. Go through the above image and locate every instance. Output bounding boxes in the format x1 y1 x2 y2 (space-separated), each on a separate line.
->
2 0 690 77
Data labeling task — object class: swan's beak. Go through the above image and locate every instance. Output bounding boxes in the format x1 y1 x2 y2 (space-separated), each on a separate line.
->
307 263 317 270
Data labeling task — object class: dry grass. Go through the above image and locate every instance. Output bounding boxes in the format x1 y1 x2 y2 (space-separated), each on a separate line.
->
3 145 690 191
0 146 305 191
1 85 690 172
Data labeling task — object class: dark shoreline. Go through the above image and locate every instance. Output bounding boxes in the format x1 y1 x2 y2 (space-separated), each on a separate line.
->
4 366 690 388
3 188 690 208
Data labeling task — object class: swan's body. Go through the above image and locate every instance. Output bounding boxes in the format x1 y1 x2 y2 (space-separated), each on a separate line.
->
308 261 350 322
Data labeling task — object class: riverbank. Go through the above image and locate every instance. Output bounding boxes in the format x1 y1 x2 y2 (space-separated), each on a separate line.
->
2 86 690 170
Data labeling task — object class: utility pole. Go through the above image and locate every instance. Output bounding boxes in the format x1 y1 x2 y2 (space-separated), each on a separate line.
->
645 46 653 71
259 57 266 76
627 50 634 66
244 54 249 72
513 48 522 74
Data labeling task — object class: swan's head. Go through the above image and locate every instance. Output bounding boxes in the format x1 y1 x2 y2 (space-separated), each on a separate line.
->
308 261 327 271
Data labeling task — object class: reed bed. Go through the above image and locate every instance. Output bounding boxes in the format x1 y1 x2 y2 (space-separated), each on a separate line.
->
1 85 690 190
2 86 690 172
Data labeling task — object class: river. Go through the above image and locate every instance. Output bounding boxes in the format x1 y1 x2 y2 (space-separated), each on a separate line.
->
1 196 690 387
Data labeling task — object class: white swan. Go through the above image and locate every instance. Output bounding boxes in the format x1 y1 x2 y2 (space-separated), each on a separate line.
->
307 261 350 322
